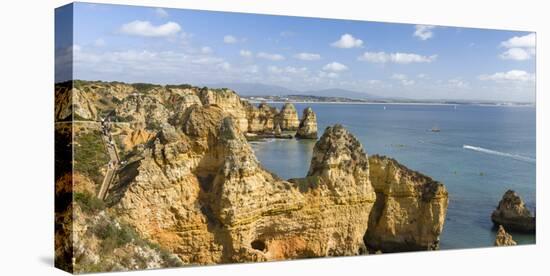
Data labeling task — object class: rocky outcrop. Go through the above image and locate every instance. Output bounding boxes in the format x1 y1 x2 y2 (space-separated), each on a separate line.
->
55 85 98 121
245 102 279 133
198 87 249 132
59 81 451 271
491 190 535 233
295 107 318 139
277 103 300 131
112 118 378 264
364 155 449 252
494 225 517 246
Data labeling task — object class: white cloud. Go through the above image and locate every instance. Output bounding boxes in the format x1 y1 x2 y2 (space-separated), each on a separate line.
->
257 52 285 61
245 65 259 74
479 70 535 82
119 20 181 37
267 66 283 74
94 38 105 47
294 52 321 61
318 71 339 79
239 50 253 57
500 48 531 61
501 33 536 48
217 62 231 71
322 62 348 72
391 74 415 86
331 34 363 48
200 46 212 54
223 35 238 44
358 51 437 64
155 8 169 18
268 66 307 75
414 25 435 40
391 73 408 80
191 56 224 65
499 33 536 61
447 78 469 88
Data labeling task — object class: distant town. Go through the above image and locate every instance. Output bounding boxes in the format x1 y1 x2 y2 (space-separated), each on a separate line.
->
242 94 535 106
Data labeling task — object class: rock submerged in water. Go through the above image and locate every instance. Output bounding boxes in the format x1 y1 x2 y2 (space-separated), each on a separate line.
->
295 107 318 139
494 225 517 246
364 155 449 252
491 190 535 233
277 103 300 131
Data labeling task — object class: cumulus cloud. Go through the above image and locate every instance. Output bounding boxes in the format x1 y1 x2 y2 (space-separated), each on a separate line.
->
391 74 415 86
499 33 536 61
268 66 308 75
119 20 181 37
240 50 253 57
501 33 536 48
447 78 469 88
478 70 535 82
155 8 169 18
331 34 363 48
414 25 435 40
197 46 211 54
358 51 437 64
223 35 238 44
94 38 106 47
500 48 531 61
294 52 321 61
257 52 285 61
318 71 339 79
322 62 348 72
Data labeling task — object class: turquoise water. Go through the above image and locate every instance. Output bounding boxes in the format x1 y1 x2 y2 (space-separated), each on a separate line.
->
250 103 536 249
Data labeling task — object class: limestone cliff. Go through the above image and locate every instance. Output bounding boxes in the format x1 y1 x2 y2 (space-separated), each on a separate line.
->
245 102 279 133
198 87 249 132
110 116 377 264
58 80 450 272
491 190 535 233
295 107 318 139
277 103 300 131
494 225 517 246
364 155 449 252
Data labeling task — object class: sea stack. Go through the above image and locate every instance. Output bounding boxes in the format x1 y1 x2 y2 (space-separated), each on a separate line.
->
491 190 535 233
494 225 517 246
364 155 449 252
295 107 318 139
277 103 300 131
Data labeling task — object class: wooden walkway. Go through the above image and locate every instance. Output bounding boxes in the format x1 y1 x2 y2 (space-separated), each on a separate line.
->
97 124 120 200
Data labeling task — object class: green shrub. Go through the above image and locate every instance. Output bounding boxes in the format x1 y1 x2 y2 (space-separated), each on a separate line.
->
131 83 161 93
74 192 105 214
166 84 193 89
74 130 109 187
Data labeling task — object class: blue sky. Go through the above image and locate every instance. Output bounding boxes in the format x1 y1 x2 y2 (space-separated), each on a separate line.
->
58 2 536 102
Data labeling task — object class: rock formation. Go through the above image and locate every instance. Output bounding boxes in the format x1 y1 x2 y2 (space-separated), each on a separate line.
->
494 225 517 246
491 190 535 233
112 118 378 264
245 102 279 133
295 107 318 139
57 80 450 272
364 155 449 252
277 103 300 131
198 87 249 132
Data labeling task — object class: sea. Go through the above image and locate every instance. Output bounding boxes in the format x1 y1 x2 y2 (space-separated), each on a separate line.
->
249 103 536 250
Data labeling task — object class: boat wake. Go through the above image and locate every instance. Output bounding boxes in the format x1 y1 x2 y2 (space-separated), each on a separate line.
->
462 145 535 163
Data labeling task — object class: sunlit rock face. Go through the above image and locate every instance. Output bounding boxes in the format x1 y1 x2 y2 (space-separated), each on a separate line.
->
295 107 318 139
364 155 449 252
491 190 535 233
